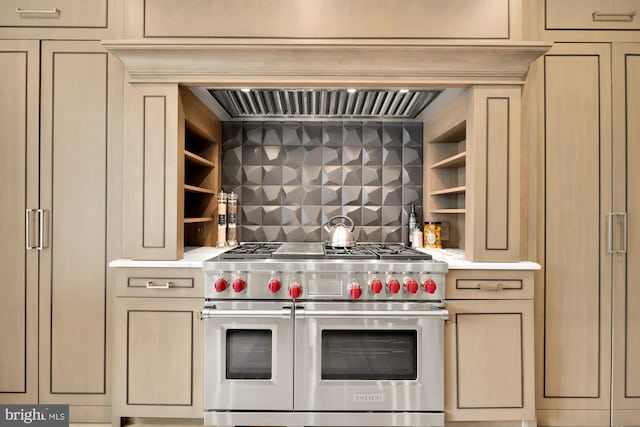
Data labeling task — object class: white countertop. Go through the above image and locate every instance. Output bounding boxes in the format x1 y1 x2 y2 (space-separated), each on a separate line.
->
418 248 541 270
109 246 233 268
109 245 541 271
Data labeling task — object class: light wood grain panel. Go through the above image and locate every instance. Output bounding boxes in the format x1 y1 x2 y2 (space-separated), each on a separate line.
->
39 41 108 403
538 44 612 412
445 269 534 300
613 44 640 421
0 40 39 403
546 0 640 31
143 0 510 39
0 0 107 28
143 96 167 248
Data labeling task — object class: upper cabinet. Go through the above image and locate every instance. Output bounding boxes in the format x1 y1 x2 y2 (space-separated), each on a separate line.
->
124 0 522 40
536 0 640 41
0 0 121 39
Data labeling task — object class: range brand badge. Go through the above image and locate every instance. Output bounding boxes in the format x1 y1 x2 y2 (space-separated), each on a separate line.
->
352 393 385 402
1 405 68 427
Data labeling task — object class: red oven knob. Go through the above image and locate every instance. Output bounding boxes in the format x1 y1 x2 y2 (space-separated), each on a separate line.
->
369 278 383 294
405 278 419 294
423 279 437 294
268 278 282 294
232 278 246 293
348 283 363 299
214 277 228 292
387 278 401 294
288 282 302 299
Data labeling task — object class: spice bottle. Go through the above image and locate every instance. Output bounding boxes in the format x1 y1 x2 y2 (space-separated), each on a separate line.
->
227 191 238 246
411 226 423 249
408 204 417 245
217 191 227 247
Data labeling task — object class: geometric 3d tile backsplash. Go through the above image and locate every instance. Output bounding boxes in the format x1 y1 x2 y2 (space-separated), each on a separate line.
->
221 121 423 243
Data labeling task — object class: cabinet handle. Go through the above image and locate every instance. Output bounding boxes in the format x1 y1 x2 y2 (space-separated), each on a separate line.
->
25 209 35 250
608 212 615 254
146 281 172 289
608 212 627 254
592 10 636 22
37 209 48 250
478 282 504 292
16 8 60 15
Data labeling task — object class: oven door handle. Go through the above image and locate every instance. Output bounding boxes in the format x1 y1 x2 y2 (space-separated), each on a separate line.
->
296 307 449 320
201 306 292 319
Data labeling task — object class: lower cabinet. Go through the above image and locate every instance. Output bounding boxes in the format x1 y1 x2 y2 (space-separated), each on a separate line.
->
444 270 535 422
112 269 203 424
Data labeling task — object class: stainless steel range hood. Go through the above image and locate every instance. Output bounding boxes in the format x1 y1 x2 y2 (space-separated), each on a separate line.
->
206 88 443 120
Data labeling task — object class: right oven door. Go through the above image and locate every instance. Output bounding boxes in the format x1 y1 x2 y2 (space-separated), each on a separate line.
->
294 302 447 412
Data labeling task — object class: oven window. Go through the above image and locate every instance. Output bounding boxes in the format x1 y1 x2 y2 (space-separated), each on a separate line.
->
321 330 417 380
226 329 272 380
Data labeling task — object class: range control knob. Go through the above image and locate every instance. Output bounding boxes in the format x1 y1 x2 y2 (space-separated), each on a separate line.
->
387 278 401 294
348 283 363 299
214 277 228 293
288 282 302 299
423 279 437 294
232 278 246 293
268 278 282 294
369 278 383 294
405 278 419 294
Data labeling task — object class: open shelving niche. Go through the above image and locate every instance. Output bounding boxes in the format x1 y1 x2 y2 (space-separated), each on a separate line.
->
424 90 469 250
179 86 222 248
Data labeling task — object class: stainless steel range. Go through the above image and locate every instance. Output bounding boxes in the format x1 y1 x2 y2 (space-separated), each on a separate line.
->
202 242 449 427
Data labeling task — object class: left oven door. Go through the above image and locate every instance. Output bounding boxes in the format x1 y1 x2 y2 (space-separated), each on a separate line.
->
203 301 294 411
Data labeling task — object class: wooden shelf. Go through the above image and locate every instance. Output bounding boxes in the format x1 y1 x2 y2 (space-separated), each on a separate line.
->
184 184 216 195
185 117 218 145
430 186 466 196
426 120 466 144
185 150 215 168
431 151 467 169
430 209 466 214
184 217 214 224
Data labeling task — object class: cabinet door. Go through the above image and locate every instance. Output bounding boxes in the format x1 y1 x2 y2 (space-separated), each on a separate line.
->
445 299 534 421
112 297 203 418
536 43 613 426
466 85 522 262
123 84 181 260
0 40 39 404
38 41 111 410
612 42 640 425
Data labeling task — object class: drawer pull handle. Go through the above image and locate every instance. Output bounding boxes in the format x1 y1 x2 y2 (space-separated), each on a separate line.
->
478 283 504 292
16 8 61 15
146 281 172 289
592 10 636 22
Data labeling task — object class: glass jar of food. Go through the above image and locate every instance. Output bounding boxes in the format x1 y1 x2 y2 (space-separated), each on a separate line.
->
423 221 442 249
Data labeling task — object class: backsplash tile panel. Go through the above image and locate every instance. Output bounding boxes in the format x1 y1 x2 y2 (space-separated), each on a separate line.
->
221 121 423 243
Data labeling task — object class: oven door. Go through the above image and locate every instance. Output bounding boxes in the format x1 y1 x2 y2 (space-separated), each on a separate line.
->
202 301 293 411
294 301 447 412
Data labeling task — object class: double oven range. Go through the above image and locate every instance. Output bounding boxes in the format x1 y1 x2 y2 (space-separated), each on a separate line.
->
202 242 449 427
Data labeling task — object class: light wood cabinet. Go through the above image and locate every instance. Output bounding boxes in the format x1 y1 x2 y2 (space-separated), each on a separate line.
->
535 42 640 426
123 85 221 260
0 40 122 422
445 269 535 422
112 269 203 421
424 86 522 262
134 0 514 39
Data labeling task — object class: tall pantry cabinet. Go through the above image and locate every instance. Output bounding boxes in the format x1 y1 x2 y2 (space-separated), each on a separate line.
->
0 39 122 422
535 42 640 426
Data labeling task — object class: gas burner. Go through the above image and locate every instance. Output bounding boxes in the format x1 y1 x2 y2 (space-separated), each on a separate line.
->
323 245 377 259
217 243 282 259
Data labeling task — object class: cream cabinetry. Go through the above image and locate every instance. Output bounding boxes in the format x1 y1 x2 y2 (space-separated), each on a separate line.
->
424 86 522 262
535 42 640 426
123 85 221 260
112 268 203 422
131 0 515 39
444 269 535 422
0 40 122 422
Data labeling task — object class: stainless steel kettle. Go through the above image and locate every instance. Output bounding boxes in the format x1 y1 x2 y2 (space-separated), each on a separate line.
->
324 215 357 247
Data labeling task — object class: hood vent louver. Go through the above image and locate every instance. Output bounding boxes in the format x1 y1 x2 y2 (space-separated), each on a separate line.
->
208 88 442 120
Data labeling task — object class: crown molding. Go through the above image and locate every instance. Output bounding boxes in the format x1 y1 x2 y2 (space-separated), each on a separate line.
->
103 39 552 85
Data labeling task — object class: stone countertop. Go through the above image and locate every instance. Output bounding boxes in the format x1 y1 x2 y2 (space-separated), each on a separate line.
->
418 248 541 270
109 246 234 269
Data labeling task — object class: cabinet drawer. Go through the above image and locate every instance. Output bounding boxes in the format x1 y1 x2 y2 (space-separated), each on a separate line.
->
546 0 640 31
445 270 534 299
114 268 203 298
1 0 107 28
